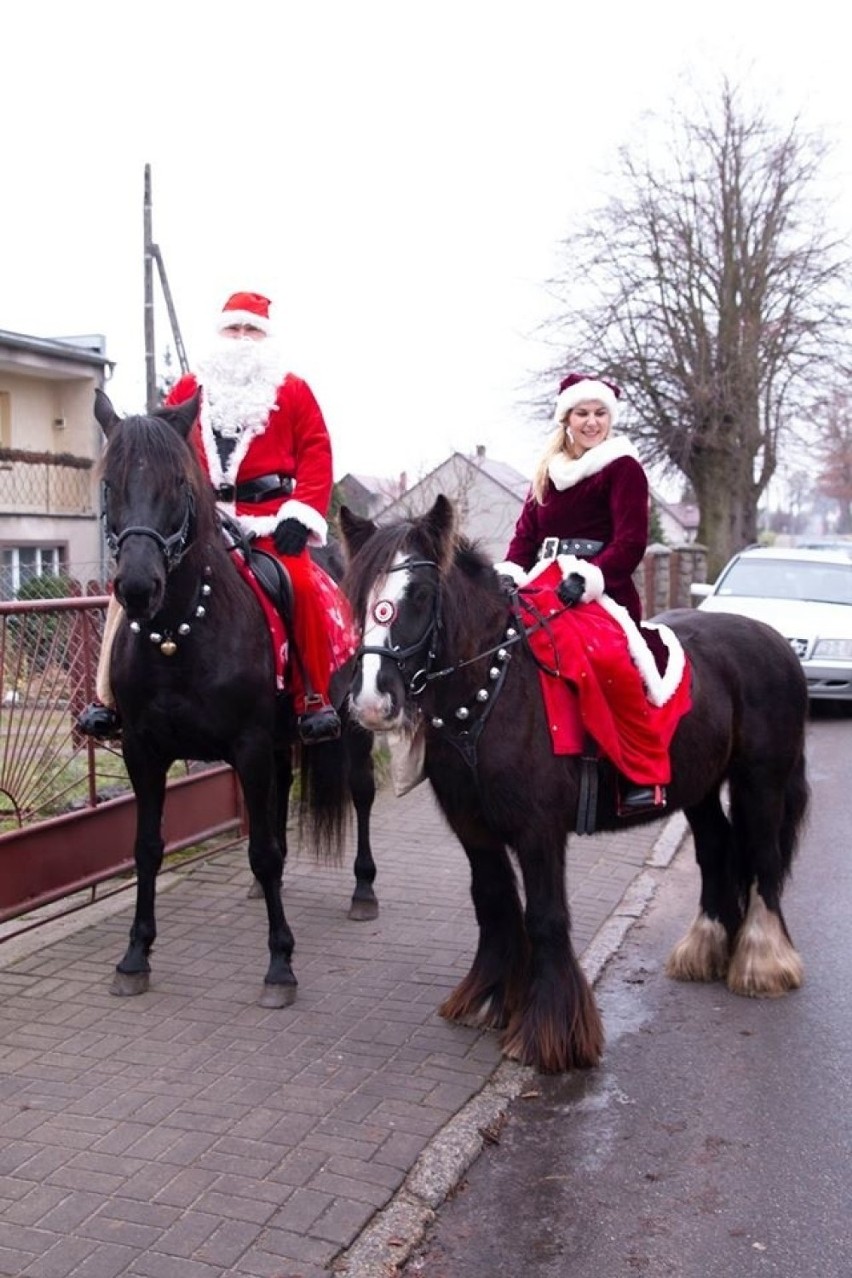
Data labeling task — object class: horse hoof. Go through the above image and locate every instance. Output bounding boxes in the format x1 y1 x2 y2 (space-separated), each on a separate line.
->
259 981 297 1008
111 970 150 997
348 898 379 922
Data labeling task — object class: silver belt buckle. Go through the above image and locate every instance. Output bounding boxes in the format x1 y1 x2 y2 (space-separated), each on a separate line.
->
540 537 560 561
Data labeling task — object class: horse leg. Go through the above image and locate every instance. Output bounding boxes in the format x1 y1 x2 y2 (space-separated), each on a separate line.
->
235 743 297 1008
346 724 378 921
725 763 805 997
112 744 167 996
438 829 528 1032
247 739 292 901
502 833 604 1073
666 790 739 984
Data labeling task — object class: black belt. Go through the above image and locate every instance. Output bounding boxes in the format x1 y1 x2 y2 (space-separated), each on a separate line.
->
215 473 294 504
538 537 604 561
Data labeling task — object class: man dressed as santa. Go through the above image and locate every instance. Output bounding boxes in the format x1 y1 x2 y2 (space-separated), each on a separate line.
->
78 290 355 743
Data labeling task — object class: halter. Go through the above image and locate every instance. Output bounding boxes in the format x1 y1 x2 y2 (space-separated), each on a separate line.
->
101 480 196 573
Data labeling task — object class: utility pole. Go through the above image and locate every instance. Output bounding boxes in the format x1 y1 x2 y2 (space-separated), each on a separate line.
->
143 165 156 412
142 164 189 412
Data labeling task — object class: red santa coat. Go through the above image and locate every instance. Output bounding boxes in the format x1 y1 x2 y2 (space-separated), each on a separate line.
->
506 437 648 623
165 371 331 546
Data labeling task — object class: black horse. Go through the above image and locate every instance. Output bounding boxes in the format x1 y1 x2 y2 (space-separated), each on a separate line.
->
340 496 809 1073
93 389 373 1006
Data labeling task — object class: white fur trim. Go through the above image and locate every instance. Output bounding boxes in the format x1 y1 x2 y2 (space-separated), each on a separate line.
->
222 501 328 546
548 436 639 491
597 595 687 707
556 554 605 602
275 499 328 546
494 560 527 584
555 379 620 425
216 309 271 334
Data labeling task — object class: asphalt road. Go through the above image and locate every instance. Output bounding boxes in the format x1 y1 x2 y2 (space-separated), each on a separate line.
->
402 706 852 1278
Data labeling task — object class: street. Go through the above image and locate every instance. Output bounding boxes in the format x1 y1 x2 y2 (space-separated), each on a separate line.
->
403 707 852 1278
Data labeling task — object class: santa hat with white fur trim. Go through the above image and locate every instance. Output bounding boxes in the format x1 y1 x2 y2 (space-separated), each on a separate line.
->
554 372 622 425
215 291 273 334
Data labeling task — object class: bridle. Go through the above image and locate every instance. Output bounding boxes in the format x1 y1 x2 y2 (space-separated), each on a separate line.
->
355 558 444 696
102 479 196 572
354 555 528 697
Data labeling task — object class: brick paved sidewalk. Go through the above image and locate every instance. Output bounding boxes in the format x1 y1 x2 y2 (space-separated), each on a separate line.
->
0 782 685 1278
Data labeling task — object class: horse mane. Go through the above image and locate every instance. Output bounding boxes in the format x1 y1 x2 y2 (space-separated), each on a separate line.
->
101 413 246 612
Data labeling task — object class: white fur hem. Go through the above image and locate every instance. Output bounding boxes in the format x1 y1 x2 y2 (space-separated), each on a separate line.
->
597 595 687 706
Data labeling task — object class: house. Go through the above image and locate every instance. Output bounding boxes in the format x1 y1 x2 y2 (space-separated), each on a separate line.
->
0 328 114 598
336 471 408 520
366 445 529 562
652 492 701 545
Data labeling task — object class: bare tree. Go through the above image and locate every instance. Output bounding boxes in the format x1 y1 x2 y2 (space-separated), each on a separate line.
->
814 391 852 533
543 80 852 574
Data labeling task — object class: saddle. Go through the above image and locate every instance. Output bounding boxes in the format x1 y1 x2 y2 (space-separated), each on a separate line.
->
245 547 294 632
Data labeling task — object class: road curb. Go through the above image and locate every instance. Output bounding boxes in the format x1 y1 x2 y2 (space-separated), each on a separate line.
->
332 811 691 1276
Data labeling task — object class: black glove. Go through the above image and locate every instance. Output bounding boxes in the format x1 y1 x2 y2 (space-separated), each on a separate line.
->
498 574 518 598
557 572 586 607
273 519 310 556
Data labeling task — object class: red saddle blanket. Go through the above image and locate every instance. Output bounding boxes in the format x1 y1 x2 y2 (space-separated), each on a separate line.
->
517 565 692 785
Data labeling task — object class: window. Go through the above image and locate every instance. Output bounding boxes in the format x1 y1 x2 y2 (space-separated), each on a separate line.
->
0 545 64 600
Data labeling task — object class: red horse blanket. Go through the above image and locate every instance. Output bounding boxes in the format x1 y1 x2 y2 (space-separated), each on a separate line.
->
516 564 692 785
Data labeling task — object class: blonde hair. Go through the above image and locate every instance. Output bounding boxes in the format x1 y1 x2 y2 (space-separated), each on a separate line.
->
531 403 612 503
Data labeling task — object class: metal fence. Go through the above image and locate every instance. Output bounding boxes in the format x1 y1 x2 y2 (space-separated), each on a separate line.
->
0 588 242 929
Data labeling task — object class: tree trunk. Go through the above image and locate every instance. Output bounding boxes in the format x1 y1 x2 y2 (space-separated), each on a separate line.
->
690 453 759 578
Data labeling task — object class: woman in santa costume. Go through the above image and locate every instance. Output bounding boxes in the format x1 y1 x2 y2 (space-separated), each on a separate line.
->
78 290 354 744
497 373 687 814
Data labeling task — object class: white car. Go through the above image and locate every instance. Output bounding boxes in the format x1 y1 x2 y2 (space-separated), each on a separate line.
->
692 546 852 701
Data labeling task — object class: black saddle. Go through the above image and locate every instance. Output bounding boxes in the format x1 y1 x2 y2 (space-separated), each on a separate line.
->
246 547 294 631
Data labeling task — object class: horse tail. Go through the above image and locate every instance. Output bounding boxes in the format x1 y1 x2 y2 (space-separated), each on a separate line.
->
779 743 810 878
297 735 351 864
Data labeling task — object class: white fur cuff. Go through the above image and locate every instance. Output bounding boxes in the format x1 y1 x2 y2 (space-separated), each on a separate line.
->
494 560 527 585
556 553 605 603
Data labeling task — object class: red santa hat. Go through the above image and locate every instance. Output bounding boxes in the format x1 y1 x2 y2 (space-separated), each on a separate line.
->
554 372 622 425
215 291 273 334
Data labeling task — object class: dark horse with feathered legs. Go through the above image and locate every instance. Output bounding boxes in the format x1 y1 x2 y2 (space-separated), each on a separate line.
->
340 496 809 1073
93 389 365 1006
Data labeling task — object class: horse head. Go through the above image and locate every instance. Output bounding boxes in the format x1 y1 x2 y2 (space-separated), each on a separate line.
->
340 495 504 732
95 389 205 621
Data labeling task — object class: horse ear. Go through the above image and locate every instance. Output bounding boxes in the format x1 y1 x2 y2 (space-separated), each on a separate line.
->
155 390 201 440
93 388 121 438
339 505 376 559
421 494 457 569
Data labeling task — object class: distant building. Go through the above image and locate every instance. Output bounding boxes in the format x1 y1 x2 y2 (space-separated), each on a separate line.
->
0 327 114 597
370 444 529 562
652 492 700 545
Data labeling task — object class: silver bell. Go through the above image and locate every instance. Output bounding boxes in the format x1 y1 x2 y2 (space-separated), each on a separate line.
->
455 706 470 721
476 689 489 702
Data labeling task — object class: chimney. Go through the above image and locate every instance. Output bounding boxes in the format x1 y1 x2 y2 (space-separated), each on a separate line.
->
398 471 407 495
475 445 485 460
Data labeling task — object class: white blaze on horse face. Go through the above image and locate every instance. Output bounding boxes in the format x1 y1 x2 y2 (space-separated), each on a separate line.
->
353 553 411 730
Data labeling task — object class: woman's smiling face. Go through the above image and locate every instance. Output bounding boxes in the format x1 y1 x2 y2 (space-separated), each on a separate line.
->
567 399 612 451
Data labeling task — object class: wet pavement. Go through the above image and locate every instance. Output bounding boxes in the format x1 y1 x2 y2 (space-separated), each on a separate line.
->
0 778 686 1278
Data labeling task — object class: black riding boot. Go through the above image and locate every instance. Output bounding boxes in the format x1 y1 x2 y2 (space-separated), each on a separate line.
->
77 701 122 739
298 695 341 744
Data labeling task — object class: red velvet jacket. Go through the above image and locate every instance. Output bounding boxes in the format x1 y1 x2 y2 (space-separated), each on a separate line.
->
506 438 649 623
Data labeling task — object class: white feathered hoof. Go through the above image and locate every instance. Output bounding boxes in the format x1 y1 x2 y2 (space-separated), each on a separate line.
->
665 913 729 983
727 889 804 997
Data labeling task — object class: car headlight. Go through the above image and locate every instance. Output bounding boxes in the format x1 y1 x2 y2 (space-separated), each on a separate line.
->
811 638 852 660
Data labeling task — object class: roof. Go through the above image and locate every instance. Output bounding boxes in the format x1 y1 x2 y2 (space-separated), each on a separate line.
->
0 327 114 375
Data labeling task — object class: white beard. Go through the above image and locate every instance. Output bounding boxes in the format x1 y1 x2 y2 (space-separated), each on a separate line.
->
196 336 286 439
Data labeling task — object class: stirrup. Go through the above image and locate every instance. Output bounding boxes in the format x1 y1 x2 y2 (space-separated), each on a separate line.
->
617 783 667 818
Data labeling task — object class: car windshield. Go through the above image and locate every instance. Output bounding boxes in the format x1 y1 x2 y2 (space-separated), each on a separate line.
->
717 559 852 605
